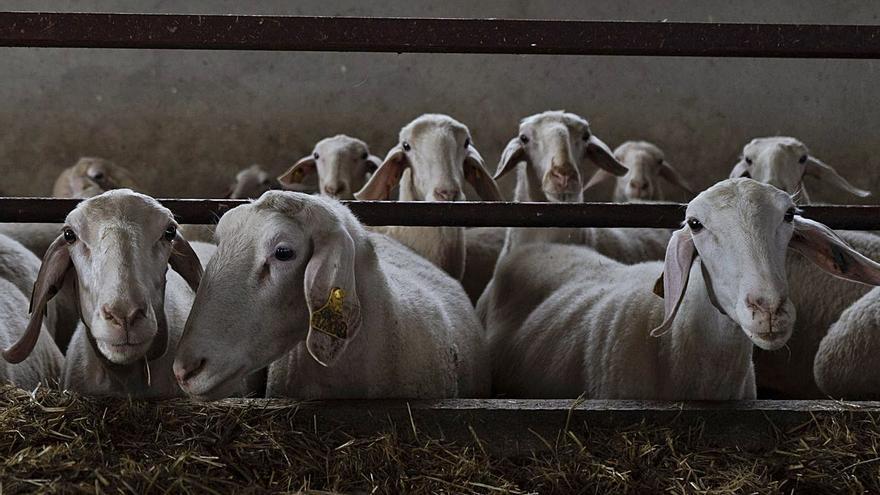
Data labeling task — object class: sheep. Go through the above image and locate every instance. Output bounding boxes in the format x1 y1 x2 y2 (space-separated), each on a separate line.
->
729 137 869 203
52 156 139 199
477 178 880 399
0 189 223 398
1 278 64 389
0 157 140 260
354 114 503 280
583 140 694 202
492 111 669 264
812 286 880 398
224 164 284 199
0 234 64 388
278 134 380 200
461 227 506 304
0 232 76 352
172 191 488 400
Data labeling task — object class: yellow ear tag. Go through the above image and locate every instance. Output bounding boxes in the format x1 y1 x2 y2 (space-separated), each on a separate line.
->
310 287 348 339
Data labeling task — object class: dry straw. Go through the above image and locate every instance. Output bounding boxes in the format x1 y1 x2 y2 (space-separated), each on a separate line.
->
2 385 880 493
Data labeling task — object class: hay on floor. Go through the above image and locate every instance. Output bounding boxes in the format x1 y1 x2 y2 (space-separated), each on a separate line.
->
2 385 880 493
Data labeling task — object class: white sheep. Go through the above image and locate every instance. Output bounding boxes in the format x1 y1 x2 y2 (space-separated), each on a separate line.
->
477 178 880 399
224 164 284 199
1 278 64 390
729 137 869 203
812 285 880 398
172 191 489 400
0 233 76 352
278 134 380 200
354 114 503 280
1 189 223 398
52 156 139 199
1 157 141 260
583 140 694 202
492 111 669 264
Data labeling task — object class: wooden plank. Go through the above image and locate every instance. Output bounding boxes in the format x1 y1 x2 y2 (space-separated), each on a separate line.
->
204 398 880 455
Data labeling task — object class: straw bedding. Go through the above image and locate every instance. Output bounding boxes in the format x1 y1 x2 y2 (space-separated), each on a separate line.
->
2 385 880 494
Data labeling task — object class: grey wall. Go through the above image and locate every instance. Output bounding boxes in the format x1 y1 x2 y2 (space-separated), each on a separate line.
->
0 0 878 203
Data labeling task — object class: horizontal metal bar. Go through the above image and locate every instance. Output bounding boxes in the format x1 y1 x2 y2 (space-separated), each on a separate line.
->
1 12 880 58
1 198 879 230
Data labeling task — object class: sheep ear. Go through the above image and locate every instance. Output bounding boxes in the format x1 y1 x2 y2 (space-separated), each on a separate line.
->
789 216 880 285
651 228 696 337
3 235 72 364
464 145 504 201
278 156 317 187
304 228 362 367
169 232 204 293
729 160 750 179
658 160 695 195
584 135 628 177
495 137 527 180
583 169 615 193
804 156 870 198
354 145 408 200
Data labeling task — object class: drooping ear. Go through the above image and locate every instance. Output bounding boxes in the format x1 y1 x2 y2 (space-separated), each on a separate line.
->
650 228 696 337
169 232 204 293
354 145 409 200
583 169 615 193
304 227 362 367
584 135 628 176
789 216 880 285
658 160 696 195
804 156 870 198
495 137 527 180
729 159 750 179
3 235 72 364
277 156 318 187
463 145 504 201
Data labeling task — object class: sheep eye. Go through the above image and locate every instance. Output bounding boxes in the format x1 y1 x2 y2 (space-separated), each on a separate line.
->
361 152 369 160
274 246 295 261
745 157 753 165
90 172 105 180
402 142 411 152
784 208 796 223
464 138 470 149
799 155 808 164
313 152 320 160
687 218 704 232
582 132 591 141
62 228 77 244
163 225 177 241
519 134 529 144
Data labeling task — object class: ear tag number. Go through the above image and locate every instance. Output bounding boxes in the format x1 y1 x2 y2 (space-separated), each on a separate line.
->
310 287 348 339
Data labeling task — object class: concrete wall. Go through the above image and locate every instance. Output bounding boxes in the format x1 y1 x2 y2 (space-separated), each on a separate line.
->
0 0 878 203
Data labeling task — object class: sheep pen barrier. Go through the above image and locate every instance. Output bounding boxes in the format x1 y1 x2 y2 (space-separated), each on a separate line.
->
3 11 880 492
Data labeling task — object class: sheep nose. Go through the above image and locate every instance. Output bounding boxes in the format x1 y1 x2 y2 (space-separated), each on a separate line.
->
174 358 206 385
745 294 784 315
630 180 649 191
323 183 344 197
101 303 146 329
549 166 576 189
433 188 460 201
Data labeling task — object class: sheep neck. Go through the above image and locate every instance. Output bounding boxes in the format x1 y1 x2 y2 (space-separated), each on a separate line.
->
662 260 755 399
